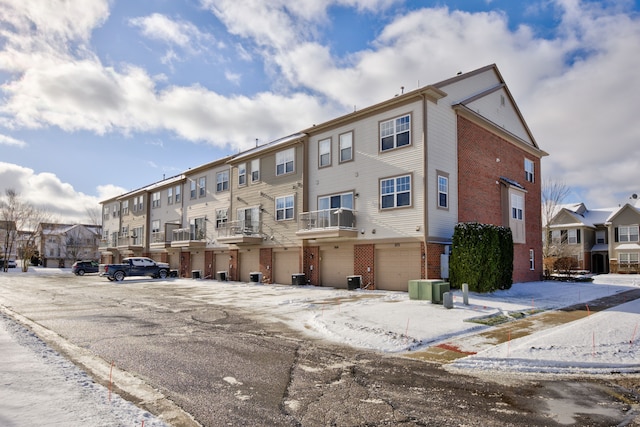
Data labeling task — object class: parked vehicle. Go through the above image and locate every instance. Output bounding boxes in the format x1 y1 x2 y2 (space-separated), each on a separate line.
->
71 260 100 276
0 259 17 268
99 257 171 281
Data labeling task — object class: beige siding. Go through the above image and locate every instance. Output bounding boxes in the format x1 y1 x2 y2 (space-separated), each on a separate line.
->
320 245 353 288
375 245 421 291
466 88 533 144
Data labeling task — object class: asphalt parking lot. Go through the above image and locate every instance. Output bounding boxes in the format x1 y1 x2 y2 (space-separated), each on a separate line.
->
1 270 638 426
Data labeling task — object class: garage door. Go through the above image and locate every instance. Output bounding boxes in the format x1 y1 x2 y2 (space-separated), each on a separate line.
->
273 250 300 285
239 250 260 282
215 253 230 278
320 245 353 289
190 252 205 277
375 246 421 291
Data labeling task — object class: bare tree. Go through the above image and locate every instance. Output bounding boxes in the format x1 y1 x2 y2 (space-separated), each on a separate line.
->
85 205 102 226
541 180 572 278
0 189 51 272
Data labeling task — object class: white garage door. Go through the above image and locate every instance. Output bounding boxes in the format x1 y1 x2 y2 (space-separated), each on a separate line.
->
239 250 260 282
190 252 205 276
215 253 230 278
375 247 421 291
273 250 300 285
320 245 353 289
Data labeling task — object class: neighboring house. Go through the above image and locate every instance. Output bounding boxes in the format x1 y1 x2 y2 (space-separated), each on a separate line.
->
0 220 18 261
547 202 640 274
37 223 102 267
100 64 547 288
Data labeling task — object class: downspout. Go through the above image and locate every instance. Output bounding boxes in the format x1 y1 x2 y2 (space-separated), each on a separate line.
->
421 93 429 277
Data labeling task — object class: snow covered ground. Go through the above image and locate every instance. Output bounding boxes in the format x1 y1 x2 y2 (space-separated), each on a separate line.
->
0 268 639 425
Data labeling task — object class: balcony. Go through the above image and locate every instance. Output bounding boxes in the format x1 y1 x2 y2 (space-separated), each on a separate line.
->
117 235 144 250
296 208 358 240
149 231 171 249
170 228 206 249
217 220 263 245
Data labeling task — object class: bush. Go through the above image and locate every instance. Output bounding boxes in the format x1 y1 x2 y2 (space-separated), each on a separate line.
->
449 222 513 292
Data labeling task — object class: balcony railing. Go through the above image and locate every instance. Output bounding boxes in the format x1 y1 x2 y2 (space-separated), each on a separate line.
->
217 220 262 238
298 208 356 231
151 231 167 244
117 235 144 247
172 228 205 242
296 208 357 239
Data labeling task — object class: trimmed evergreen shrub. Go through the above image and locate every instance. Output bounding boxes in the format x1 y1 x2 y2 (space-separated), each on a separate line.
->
449 222 513 292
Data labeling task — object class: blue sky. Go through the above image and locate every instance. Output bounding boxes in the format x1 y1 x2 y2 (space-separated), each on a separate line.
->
1 0 639 222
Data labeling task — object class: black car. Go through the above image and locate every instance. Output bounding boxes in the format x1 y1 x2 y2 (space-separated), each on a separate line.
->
71 260 100 276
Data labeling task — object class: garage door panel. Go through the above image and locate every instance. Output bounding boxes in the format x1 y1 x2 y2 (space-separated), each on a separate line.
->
320 246 353 289
239 250 260 282
375 248 421 291
274 251 299 285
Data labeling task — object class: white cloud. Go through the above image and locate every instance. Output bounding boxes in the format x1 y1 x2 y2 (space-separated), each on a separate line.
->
0 134 26 148
0 162 106 223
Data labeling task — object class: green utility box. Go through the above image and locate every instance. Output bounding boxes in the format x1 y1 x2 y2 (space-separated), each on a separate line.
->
408 279 444 301
431 282 451 304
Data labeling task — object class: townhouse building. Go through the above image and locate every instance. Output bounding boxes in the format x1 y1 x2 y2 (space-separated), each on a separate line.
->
100 64 546 288
548 202 640 274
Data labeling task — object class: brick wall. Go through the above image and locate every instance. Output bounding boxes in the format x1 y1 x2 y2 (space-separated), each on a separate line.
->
302 246 319 286
457 116 542 283
354 244 375 289
259 247 273 283
229 248 239 281
425 242 443 279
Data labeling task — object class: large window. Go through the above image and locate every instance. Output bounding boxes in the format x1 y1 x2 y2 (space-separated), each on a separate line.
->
238 207 260 232
190 180 197 199
525 158 535 183
511 193 523 220
319 138 331 167
620 253 639 266
380 175 411 209
198 177 206 197
251 159 260 182
175 185 181 203
189 217 206 240
216 170 229 192
319 192 353 211
238 163 246 186
276 148 295 176
152 192 161 208
121 200 129 215
339 132 353 163
568 229 581 244
167 187 173 205
618 225 639 242
437 173 448 209
216 208 228 229
276 195 295 220
380 114 411 151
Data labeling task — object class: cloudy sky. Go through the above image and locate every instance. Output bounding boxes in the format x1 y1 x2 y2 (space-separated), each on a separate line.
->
0 0 639 223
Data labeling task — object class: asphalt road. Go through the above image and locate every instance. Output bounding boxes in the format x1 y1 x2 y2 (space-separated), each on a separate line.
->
1 271 638 426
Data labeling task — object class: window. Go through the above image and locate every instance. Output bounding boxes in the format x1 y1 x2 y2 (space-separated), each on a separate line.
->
190 180 197 199
238 163 247 186
103 207 109 220
319 138 331 167
618 225 639 242
525 159 535 183
133 196 143 212
276 195 295 220
339 132 353 163
251 159 260 182
132 226 143 245
380 175 411 209
175 185 181 203
151 220 160 233
112 205 120 217
216 208 228 229
152 192 160 208
511 193 523 220
167 187 173 205
380 114 411 151
529 249 535 270
596 230 606 244
238 207 260 232
437 173 448 209
620 253 639 265
216 170 229 192
319 192 354 211
189 217 206 240
198 177 206 197
276 148 294 176
121 201 129 215
568 229 581 244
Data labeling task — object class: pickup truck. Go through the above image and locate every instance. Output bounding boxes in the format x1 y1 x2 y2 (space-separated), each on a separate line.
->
100 257 171 281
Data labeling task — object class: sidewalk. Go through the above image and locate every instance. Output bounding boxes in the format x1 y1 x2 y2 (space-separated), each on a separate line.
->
0 313 170 427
